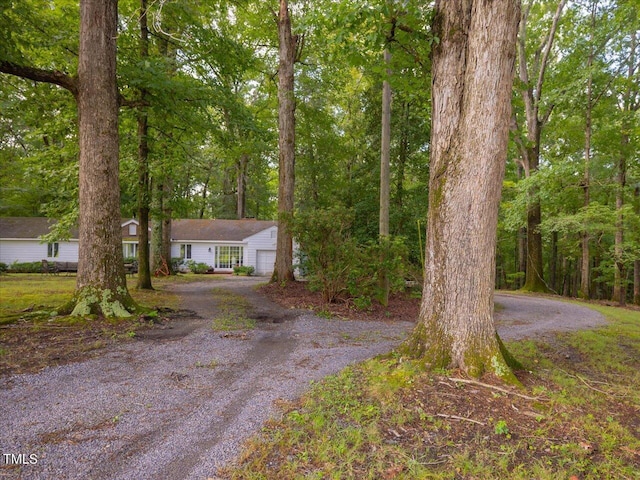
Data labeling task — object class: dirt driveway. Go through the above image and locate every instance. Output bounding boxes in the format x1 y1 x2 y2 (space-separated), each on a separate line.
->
0 278 605 480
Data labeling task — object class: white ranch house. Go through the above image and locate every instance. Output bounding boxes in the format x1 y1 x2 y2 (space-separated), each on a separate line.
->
0 217 279 276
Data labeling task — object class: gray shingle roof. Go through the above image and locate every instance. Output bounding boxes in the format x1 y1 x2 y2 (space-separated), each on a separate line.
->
0 217 73 239
0 217 276 242
170 219 276 241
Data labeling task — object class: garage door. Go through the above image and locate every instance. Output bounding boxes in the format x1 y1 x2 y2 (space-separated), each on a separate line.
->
256 250 277 276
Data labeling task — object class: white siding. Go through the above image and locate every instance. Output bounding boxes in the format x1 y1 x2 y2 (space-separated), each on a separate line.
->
170 242 223 269
243 226 277 274
0 240 78 264
55 241 79 262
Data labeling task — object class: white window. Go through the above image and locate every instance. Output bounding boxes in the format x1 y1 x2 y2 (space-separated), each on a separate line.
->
180 244 192 259
271 230 277 239
215 246 243 269
47 243 59 258
123 243 138 259
128 224 137 236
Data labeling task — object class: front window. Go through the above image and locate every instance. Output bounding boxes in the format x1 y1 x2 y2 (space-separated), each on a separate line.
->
215 246 243 269
123 243 138 259
180 244 192 259
47 243 59 258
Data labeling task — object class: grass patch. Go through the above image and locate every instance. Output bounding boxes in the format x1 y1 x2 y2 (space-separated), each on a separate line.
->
0 273 186 376
0 273 185 324
211 288 256 331
221 303 640 479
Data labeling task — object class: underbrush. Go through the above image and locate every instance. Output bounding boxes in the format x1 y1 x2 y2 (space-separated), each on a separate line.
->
221 304 640 479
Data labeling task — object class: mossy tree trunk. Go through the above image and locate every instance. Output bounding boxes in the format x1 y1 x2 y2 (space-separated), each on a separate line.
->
0 0 137 317
271 0 297 284
72 0 136 316
404 0 520 382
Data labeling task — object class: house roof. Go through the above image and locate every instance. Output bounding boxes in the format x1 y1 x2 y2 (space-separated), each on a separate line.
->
0 217 76 239
171 219 277 242
0 217 277 242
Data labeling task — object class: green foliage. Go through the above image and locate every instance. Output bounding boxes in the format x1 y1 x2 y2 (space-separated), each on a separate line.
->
186 260 210 274
233 265 255 276
0 263 7 274
290 206 408 305
7 261 43 274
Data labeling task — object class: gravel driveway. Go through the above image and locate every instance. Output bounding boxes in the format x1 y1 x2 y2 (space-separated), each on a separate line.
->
0 279 605 479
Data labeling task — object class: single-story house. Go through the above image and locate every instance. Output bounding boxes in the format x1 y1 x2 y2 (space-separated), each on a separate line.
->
0 217 279 276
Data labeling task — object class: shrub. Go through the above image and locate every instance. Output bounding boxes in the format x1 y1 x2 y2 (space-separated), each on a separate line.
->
346 236 409 305
290 206 358 303
186 260 210 274
233 266 255 276
290 206 408 305
0 262 7 274
171 257 184 271
8 261 43 273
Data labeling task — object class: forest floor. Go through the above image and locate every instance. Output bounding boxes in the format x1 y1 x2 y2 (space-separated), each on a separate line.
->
0 275 638 479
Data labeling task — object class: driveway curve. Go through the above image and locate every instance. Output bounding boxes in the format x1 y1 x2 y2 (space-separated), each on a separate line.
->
494 292 606 340
0 278 606 480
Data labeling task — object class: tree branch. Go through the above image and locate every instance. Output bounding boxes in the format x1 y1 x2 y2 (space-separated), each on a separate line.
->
0 61 78 97
534 0 568 106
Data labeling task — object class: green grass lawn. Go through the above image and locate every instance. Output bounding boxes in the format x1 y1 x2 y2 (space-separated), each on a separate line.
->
0 273 203 375
0 272 201 323
221 302 640 480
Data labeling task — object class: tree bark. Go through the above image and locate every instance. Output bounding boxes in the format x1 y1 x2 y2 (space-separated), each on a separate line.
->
580 14 594 299
612 29 637 305
395 101 410 212
550 230 558 293
0 1 136 316
404 0 521 381
73 0 136 316
161 181 173 275
635 185 640 305
380 48 391 239
634 259 640 305
237 153 249 219
379 48 392 306
516 0 568 293
136 0 153 290
150 180 173 275
271 0 296 283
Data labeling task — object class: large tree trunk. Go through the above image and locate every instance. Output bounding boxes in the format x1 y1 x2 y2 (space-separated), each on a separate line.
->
550 230 558 292
516 0 567 293
271 0 296 283
161 181 173 275
403 0 520 381
379 48 392 306
580 35 593 299
635 186 640 305
136 0 153 290
612 29 637 305
237 153 249 219
136 107 152 289
379 48 391 239
580 3 601 300
634 259 640 306
395 101 410 212
72 0 136 316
